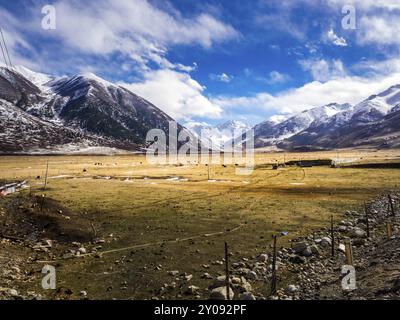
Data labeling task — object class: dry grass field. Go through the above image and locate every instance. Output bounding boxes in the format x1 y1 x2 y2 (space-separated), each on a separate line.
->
1 148 400 299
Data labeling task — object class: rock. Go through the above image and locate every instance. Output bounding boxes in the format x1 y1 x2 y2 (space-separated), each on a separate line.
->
350 228 367 239
338 244 346 253
78 247 87 255
257 254 268 262
210 287 234 300
285 285 299 295
353 238 366 247
185 285 200 295
211 276 229 289
240 292 256 300
293 242 308 253
184 274 193 282
201 273 213 279
320 237 332 247
168 270 179 276
392 277 400 291
245 270 258 280
309 245 320 256
80 290 87 297
301 247 313 257
289 255 306 264
7 289 19 297
238 277 252 292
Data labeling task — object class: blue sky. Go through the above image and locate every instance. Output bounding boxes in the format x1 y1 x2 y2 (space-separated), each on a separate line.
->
1 0 400 126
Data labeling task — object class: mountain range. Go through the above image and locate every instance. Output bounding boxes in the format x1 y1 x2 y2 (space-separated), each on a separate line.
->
254 85 400 150
0 66 193 154
1 65 400 153
185 120 251 149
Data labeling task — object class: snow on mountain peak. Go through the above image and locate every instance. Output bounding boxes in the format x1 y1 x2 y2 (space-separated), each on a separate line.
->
13 65 53 89
185 120 250 149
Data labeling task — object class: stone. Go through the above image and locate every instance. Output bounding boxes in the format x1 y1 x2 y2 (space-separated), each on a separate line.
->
301 247 313 257
353 238 366 247
285 285 299 295
350 228 367 239
240 292 256 300
257 254 268 262
78 247 87 255
201 273 213 279
245 270 258 280
239 277 252 292
289 255 306 264
293 242 308 253
210 287 234 300
338 244 346 253
320 237 332 247
80 290 87 297
309 245 320 256
185 285 200 295
211 276 229 289
184 274 193 282
168 270 179 276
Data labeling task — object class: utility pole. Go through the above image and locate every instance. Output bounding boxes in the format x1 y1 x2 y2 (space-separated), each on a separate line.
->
43 160 49 191
0 28 12 68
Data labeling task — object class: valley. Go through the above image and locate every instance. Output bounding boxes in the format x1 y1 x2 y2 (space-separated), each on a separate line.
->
0 149 399 300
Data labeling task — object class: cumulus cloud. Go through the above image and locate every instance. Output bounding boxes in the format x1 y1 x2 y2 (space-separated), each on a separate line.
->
299 59 346 82
210 73 233 83
121 69 222 121
267 71 291 84
327 0 400 11
326 29 348 47
212 70 400 117
358 15 400 46
49 0 238 70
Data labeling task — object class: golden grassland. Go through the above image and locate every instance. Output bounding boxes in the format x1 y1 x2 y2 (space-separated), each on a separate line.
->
0 148 400 299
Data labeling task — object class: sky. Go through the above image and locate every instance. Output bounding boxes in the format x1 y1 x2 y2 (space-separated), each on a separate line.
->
0 0 400 127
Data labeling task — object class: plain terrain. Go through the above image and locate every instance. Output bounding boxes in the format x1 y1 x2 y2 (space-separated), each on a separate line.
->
1 148 400 299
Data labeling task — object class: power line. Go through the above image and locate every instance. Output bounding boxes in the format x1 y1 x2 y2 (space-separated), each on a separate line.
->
0 32 8 68
0 27 13 69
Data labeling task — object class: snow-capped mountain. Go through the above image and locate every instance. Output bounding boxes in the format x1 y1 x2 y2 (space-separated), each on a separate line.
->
254 84 400 150
254 103 351 148
0 66 193 153
186 120 250 149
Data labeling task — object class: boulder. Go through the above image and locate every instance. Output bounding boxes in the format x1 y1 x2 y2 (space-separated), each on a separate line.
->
210 287 234 300
293 242 308 253
320 237 332 247
285 285 299 294
240 292 256 300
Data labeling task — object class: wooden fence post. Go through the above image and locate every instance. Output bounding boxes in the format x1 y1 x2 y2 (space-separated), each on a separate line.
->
331 215 335 258
270 235 278 296
224 242 230 300
344 238 354 266
43 160 49 191
364 203 370 239
388 195 395 217
386 222 393 239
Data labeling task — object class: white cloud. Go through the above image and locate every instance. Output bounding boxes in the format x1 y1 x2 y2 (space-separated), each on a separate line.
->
121 69 222 121
326 29 348 47
210 73 233 83
327 0 400 11
358 15 400 46
299 59 346 82
268 71 290 84
49 0 238 70
212 71 400 117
